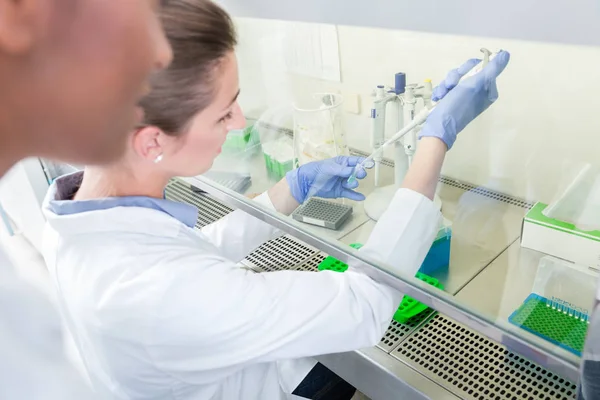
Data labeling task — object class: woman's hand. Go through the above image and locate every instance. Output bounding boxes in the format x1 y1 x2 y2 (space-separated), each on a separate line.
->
403 52 510 200
286 156 373 204
419 50 511 150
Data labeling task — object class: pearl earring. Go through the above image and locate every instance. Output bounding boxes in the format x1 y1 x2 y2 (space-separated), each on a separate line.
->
154 154 164 164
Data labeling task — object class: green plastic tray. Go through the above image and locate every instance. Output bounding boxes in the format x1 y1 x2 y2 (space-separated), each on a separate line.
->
317 243 444 323
317 243 362 273
509 294 589 356
393 272 443 323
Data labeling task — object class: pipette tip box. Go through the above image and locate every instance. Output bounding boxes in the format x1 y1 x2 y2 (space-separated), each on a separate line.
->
509 293 589 356
263 153 294 181
292 198 352 230
262 140 295 181
521 202 600 270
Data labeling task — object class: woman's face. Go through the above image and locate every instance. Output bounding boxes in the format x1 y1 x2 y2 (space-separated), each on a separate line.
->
160 51 245 177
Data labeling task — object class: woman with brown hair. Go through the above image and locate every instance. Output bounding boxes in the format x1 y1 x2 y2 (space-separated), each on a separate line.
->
40 0 509 398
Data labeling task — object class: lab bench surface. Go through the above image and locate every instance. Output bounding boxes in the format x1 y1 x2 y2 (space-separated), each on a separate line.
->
166 179 580 400
340 177 528 295
454 241 582 367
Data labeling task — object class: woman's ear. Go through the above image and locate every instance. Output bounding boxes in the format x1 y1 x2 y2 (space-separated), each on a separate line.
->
132 126 164 163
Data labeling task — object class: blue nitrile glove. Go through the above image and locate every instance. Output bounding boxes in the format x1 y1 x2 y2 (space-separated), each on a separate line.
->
419 50 511 150
286 156 374 203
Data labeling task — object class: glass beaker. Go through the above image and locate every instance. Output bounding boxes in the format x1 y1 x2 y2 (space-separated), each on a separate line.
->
293 93 348 166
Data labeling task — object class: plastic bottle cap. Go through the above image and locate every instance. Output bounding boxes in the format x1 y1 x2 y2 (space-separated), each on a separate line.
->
424 79 432 83
394 72 406 94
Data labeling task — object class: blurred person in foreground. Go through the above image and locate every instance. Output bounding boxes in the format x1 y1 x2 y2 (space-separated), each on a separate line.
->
0 0 172 398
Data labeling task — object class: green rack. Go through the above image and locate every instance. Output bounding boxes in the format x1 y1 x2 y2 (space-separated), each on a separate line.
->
318 244 444 323
509 293 589 356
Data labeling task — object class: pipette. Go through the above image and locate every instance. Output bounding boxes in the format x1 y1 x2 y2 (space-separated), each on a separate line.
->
348 48 497 185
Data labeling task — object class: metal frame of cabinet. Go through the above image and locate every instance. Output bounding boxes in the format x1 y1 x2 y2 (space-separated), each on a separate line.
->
217 0 600 47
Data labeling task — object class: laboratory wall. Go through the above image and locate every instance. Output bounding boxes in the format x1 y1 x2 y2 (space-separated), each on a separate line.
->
234 18 600 204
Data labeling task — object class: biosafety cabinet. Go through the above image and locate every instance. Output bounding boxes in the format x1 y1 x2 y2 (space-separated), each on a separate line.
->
3 1 598 398
172 1 600 399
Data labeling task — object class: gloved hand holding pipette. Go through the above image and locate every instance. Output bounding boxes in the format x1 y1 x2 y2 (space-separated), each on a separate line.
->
286 155 375 203
419 50 511 149
347 50 511 185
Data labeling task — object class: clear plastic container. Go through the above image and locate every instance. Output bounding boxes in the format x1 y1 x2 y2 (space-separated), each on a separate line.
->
262 140 294 181
253 107 296 181
531 256 598 317
293 93 348 166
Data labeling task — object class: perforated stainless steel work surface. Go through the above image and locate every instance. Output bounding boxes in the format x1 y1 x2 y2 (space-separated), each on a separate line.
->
295 254 326 272
202 171 252 193
377 310 434 353
165 179 233 228
392 314 577 400
243 235 320 272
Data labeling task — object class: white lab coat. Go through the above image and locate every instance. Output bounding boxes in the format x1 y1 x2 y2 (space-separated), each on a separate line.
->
41 181 440 400
0 247 95 399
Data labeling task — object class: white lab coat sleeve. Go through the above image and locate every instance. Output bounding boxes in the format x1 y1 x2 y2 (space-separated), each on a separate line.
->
352 188 442 278
145 190 439 380
147 256 400 378
200 192 283 262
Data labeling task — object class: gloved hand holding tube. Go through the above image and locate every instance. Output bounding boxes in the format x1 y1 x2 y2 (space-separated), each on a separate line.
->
286 156 375 203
